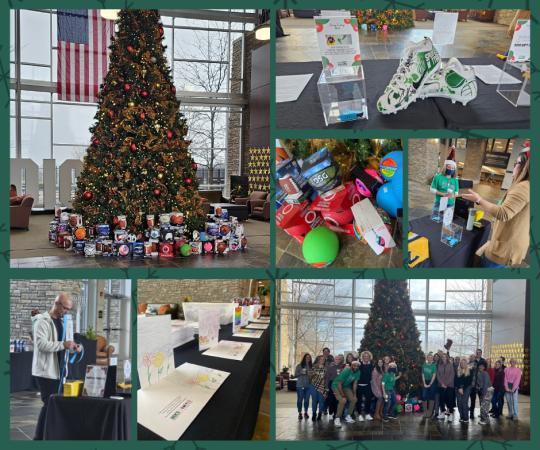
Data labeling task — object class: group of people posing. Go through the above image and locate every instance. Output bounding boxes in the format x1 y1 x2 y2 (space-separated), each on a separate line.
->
294 347 522 428
421 349 522 425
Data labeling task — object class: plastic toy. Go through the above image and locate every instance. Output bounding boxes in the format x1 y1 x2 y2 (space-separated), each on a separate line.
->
302 226 339 268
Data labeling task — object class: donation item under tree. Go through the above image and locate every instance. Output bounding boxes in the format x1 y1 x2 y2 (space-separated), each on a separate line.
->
73 10 206 236
360 280 425 397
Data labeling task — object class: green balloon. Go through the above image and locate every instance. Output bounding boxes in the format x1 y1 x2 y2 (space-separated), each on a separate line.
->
302 226 339 268
180 243 191 257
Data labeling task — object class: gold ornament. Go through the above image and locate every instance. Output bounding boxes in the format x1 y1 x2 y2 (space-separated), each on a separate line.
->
157 173 164 180
128 102 135 107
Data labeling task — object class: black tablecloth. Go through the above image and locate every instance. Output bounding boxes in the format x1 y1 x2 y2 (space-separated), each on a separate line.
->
138 326 270 440
409 215 491 268
10 351 37 392
43 395 131 440
276 57 529 130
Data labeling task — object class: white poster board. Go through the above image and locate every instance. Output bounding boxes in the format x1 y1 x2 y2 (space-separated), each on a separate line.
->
351 199 396 255
432 11 458 45
137 315 175 389
240 306 250 327
137 362 229 440
508 20 530 62
83 365 108 397
246 323 269 330
198 308 220 352
232 304 242 334
315 14 361 71
232 328 264 339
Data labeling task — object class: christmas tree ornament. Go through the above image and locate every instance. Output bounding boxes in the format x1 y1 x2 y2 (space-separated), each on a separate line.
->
166 130 173 139
127 45 135 53
171 86 176 94
82 191 93 200
157 173 164 180
93 138 100 146
140 90 149 98
107 110 114 118
153 188 161 197
191 162 197 170
139 112 146 120
185 177 192 185
124 83 131 91
150 56 157 63
158 26 164 36
301 226 339 268
128 101 135 107
130 143 137 152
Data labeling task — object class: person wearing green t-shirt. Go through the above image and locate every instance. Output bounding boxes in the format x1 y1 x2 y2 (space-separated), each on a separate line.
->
422 353 438 418
332 360 361 427
430 160 459 210
382 362 398 421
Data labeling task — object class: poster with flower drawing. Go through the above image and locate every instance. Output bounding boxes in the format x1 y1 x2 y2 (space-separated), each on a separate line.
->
198 308 220 351
137 315 175 390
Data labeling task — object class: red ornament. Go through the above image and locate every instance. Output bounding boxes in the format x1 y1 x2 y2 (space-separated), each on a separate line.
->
171 86 176 94
130 143 137 152
82 191 93 200
127 45 135 53
139 112 146 120
159 26 164 36
93 138 100 146
191 162 198 170
107 110 114 118
166 130 173 140
141 90 149 98
124 83 131 91
185 177 193 185
113 216 119 225
153 188 161 197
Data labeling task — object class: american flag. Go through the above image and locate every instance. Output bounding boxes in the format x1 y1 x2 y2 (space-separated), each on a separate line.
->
57 10 115 103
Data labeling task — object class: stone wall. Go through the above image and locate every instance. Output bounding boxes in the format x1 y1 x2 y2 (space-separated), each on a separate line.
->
137 279 251 304
408 139 442 185
10 279 84 340
494 9 517 26
225 31 267 198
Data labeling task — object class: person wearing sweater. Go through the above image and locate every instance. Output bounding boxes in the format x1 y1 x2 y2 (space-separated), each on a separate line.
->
356 351 374 421
504 358 522 420
324 354 345 418
462 146 530 268
309 355 328 421
332 360 361 427
476 362 493 425
294 353 313 420
371 359 385 420
422 353 438 418
436 353 455 420
382 362 398 422
455 359 472 423
468 349 487 419
491 360 506 418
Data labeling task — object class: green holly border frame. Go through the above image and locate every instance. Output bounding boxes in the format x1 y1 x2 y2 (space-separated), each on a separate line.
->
0 0 537 448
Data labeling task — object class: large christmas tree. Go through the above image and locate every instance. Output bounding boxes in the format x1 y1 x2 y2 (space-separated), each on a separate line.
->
360 280 425 396
73 10 205 236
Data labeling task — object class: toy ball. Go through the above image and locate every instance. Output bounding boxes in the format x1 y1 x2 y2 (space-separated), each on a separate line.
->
180 243 191 257
302 226 339 268
379 151 402 182
382 24 388 31
414 404 420 412
361 23 368 31
376 179 403 218
395 394 402 402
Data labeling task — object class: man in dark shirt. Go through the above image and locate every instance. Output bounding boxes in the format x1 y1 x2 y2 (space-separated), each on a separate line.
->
357 350 375 421
469 348 487 419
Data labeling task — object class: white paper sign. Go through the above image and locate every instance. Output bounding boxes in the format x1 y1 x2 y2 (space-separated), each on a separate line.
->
443 206 455 227
137 363 229 440
438 196 448 212
276 74 313 103
232 329 264 339
240 306 249 327
202 340 252 361
198 309 220 352
252 317 270 324
351 199 396 255
508 20 530 62
472 65 521 85
246 323 269 330
315 15 361 71
83 365 108 397
432 11 458 45
137 315 175 390
232 304 242 334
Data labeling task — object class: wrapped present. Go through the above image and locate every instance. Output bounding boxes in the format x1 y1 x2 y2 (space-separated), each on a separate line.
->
96 224 110 237
73 240 86 255
276 200 322 244
215 239 228 255
133 242 145 258
205 222 220 239
101 240 114 256
84 241 96 257
160 226 174 242
159 242 174 257
310 182 361 228
190 241 202 255
114 229 128 242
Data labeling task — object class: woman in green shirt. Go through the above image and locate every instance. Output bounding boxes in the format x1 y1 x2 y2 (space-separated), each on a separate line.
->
422 352 438 418
430 160 459 212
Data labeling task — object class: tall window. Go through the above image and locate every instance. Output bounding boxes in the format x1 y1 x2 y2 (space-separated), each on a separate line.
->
277 279 491 370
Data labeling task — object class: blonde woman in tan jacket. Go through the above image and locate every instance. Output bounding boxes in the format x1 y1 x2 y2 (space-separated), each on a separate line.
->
462 148 530 268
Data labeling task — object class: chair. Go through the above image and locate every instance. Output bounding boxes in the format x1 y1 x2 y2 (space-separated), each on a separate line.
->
250 193 270 221
235 191 270 220
96 335 115 366
10 196 34 230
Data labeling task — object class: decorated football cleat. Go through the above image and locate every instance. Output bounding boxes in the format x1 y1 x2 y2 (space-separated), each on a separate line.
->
377 37 441 115
418 57 478 105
